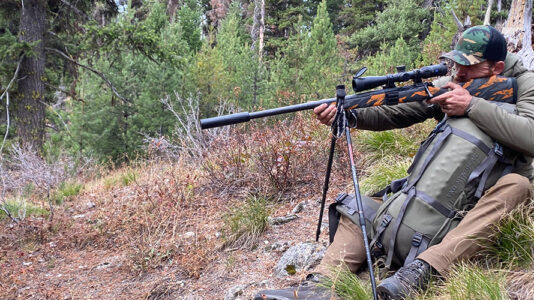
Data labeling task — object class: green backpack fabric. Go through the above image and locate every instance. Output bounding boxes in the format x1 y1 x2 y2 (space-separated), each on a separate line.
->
370 115 516 269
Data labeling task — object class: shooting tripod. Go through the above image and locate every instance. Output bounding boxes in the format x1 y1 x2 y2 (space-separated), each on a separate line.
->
315 84 378 300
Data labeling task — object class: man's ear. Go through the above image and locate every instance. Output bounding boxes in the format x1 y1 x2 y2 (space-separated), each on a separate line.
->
494 61 505 75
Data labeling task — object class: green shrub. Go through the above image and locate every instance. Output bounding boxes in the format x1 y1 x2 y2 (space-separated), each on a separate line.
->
222 196 270 249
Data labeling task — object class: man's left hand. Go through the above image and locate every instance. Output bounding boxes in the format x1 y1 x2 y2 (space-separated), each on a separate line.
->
427 82 472 116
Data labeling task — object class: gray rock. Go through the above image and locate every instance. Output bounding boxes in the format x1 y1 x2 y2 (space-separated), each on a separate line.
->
264 241 290 252
274 242 326 277
224 284 249 300
291 201 306 214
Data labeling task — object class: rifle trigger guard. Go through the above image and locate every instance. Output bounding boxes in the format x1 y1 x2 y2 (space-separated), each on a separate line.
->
424 84 434 98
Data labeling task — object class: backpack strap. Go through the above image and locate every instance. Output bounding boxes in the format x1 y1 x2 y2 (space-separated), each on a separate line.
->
385 187 417 268
403 232 430 267
372 177 408 202
329 193 380 243
468 143 514 199
370 213 393 249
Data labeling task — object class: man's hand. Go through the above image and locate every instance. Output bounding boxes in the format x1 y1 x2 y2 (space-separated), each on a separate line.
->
313 102 337 125
427 82 473 116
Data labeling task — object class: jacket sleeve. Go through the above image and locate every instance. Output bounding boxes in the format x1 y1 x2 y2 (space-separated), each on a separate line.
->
349 96 443 131
468 71 534 157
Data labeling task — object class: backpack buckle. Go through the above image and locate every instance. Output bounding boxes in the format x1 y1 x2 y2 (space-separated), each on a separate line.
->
411 232 423 247
335 193 349 203
494 143 503 156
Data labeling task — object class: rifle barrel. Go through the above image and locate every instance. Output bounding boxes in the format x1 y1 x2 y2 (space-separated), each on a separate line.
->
200 97 337 129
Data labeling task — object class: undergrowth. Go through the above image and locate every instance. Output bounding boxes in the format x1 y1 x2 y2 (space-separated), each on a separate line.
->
201 113 347 199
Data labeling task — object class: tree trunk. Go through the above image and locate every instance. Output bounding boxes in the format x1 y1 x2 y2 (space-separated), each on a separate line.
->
167 0 179 22
484 0 495 25
17 0 47 150
502 0 534 70
251 0 265 106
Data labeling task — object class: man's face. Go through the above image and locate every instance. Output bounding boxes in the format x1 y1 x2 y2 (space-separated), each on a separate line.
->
453 61 496 82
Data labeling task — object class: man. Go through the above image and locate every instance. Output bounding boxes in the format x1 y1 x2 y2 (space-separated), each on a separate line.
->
255 25 534 299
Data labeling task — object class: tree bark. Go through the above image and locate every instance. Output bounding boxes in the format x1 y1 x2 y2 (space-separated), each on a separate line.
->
17 0 47 150
484 0 495 25
502 0 534 70
251 0 265 60
167 0 179 22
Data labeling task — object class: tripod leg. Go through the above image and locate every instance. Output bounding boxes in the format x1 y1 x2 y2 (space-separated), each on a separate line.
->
316 137 337 242
345 126 378 300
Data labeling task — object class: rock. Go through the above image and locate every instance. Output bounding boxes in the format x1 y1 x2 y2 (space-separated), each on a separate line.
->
224 284 249 300
184 231 195 238
268 215 298 226
264 241 290 253
87 201 96 209
274 242 326 277
292 202 306 214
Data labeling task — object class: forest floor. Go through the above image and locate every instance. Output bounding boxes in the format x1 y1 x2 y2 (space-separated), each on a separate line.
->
0 176 342 299
1 117 353 299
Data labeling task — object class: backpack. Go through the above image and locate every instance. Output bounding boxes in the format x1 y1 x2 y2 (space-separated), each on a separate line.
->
370 115 516 269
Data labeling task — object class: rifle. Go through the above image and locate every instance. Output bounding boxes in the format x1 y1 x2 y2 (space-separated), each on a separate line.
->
200 64 517 129
199 65 517 300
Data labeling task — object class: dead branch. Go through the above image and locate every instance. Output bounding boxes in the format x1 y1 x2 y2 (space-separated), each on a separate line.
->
59 0 89 20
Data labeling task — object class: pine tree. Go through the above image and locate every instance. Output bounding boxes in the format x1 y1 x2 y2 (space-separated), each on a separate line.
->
178 0 203 53
350 0 431 57
337 0 386 36
215 2 260 110
302 0 343 97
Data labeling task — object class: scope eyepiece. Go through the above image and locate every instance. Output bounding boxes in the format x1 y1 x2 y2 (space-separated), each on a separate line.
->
352 63 448 92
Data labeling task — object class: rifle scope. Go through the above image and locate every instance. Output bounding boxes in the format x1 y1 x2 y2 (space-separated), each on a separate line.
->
352 63 448 92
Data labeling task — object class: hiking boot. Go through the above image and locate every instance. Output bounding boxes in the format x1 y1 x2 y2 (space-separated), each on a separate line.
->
253 274 333 300
377 259 439 300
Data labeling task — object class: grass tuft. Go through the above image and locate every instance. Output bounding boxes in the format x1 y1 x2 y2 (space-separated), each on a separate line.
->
485 203 534 268
320 267 372 300
51 181 84 204
0 198 49 220
222 195 270 250
359 157 411 195
438 264 508 300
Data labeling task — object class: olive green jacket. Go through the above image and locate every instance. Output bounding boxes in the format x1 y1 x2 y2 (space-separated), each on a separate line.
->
350 53 534 180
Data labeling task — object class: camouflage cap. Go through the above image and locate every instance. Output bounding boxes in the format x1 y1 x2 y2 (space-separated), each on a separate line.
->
441 25 507 65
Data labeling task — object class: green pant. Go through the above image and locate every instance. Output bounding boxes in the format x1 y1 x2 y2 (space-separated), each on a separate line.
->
315 173 532 276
